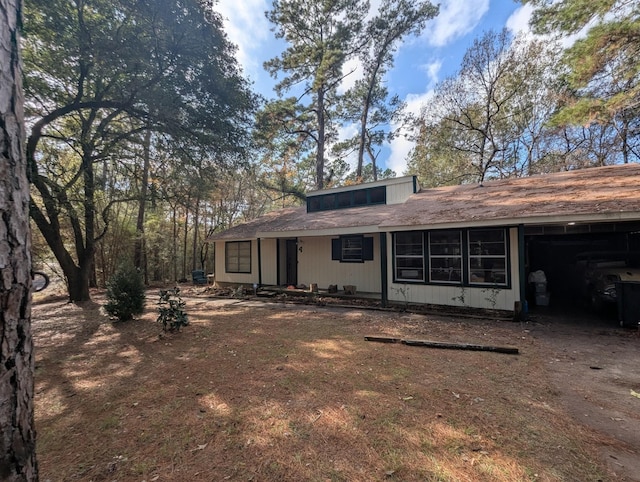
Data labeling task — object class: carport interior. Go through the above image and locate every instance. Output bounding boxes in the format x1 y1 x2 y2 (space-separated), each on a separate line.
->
524 221 640 313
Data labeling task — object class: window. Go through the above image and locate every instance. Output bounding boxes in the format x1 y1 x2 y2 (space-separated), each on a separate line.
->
468 229 507 285
322 194 336 210
369 186 386 204
429 230 462 283
332 236 374 263
307 186 387 212
392 228 509 286
353 190 368 206
337 192 352 208
225 241 251 273
395 232 424 281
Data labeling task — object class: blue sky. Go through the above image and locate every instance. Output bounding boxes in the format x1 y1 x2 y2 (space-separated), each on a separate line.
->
215 0 536 175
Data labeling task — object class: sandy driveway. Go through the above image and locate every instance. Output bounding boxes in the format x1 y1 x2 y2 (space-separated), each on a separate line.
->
526 311 640 481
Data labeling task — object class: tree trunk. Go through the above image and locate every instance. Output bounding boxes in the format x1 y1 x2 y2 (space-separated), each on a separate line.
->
134 129 151 283
192 196 200 271
0 0 39 478
316 87 325 190
182 203 190 280
172 205 178 282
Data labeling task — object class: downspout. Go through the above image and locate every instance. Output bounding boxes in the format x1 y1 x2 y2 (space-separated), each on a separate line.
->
380 232 388 307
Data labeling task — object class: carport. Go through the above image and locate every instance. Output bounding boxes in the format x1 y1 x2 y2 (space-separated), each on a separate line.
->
524 220 640 312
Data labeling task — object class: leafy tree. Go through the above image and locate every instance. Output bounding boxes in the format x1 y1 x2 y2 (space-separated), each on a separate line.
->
407 30 563 185
343 0 438 180
0 0 38 478
253 98 317 201
23 0 257 302
344 163 396 183
265 0 367 189
525 0 640 162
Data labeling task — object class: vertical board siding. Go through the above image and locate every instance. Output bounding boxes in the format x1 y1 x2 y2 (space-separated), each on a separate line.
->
297 236 381 293
260 238 278 285
386 179 416 205
214 240 259 285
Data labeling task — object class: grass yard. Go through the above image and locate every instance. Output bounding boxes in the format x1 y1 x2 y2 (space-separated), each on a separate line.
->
32 291 609 481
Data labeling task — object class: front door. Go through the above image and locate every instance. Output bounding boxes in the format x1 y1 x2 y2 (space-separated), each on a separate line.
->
285 239 298 286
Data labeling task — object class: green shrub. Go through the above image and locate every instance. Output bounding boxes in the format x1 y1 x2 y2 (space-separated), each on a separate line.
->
157 287 189 332
104 264 146 321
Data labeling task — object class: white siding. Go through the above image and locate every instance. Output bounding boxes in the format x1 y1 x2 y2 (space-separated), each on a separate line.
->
214 240 259 285
260 238 278 285
387 228 520 311
386 178 416 204
297 235 381 293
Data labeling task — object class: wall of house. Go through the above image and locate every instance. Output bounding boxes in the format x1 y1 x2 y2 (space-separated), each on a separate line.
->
297 235 382 293
386 228 521 311
386 178 416 204
261 238 278 285
213 239 259 286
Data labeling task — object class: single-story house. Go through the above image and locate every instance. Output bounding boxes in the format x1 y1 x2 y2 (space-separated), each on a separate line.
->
207 163 640 313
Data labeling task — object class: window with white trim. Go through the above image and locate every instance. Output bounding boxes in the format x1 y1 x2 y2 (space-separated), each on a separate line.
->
225 241 251 273
395 232 425 281
331 236 374 263
393 228 509 286
468 229 507 285
429 230 462 283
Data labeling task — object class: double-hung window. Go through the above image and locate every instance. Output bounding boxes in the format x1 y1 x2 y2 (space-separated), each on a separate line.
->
331 236 374 263
428 230 462 283
395 232 425 281
225 241 251 273
468 229 507 285
393 228 509 286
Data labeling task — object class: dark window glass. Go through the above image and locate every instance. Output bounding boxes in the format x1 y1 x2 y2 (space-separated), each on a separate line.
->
369 186 386 204
225 241 251 273
429 230 462 284
395 232 424 281
308 197 321 212
322 194 336 210
353 190 368 206
342 236 363 261
468 229 507 285
337 192 352 208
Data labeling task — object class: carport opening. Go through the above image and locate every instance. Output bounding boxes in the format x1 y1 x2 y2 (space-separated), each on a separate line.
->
524 221 640 321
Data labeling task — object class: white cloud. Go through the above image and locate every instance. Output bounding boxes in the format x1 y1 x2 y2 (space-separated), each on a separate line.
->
339 57 364 94
420 59 443 88
215 0 271 80
506 3 585 49
425 0 490 47
506 3 535 37
388 91 434 175
333 122 361 169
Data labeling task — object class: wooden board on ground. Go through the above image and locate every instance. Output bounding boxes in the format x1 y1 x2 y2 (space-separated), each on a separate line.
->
364 335 519 355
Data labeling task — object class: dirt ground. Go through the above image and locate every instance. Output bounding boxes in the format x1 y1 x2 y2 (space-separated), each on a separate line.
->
524 308 640 481
31 288 639 481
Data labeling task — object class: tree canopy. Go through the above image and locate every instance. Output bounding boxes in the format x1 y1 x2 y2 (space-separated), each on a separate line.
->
23 0 258 301
525 0 640 161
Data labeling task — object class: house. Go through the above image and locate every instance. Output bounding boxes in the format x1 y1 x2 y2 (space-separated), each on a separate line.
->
207 164 640 313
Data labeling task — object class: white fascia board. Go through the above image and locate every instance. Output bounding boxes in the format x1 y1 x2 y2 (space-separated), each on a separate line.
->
381 211 640 232
256 225 381 238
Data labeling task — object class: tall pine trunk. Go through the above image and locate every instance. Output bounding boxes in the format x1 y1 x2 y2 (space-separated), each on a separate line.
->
316 88 325 190
0 0 39 477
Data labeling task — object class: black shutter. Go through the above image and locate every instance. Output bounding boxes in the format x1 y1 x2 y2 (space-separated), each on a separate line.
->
363 237 374 261
331 238 341 260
